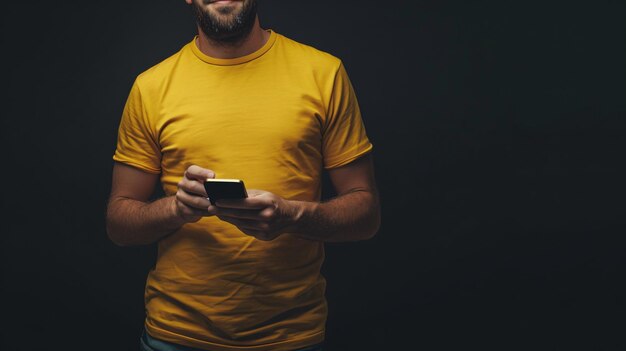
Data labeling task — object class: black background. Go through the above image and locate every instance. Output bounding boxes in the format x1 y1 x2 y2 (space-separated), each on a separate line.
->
2 1 625 350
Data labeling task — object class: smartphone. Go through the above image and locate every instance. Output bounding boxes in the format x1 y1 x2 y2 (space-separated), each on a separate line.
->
204 179 248 205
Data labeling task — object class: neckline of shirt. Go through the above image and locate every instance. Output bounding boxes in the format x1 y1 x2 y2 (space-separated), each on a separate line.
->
189 30 277 66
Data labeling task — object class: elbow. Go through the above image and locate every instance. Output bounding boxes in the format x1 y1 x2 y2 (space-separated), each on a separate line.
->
106 231 127 247
371 214 382 239
359 203 381 241
106 208 133 247
365 211 381 240
370 196 382 238
106 200 125 246
106 220 129 247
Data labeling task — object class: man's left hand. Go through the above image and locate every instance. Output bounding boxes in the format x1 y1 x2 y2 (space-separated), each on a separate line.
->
212 190 304 241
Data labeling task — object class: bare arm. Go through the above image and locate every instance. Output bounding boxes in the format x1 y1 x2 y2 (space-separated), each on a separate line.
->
215 154 381 242
106 162 216 246
294 153 381 242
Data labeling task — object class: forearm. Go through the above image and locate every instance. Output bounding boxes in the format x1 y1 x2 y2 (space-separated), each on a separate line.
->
292 190 380 242
106 195 186 246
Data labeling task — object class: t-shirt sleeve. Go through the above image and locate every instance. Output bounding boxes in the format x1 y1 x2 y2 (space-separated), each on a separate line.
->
112 80 162 174
322 62 373 169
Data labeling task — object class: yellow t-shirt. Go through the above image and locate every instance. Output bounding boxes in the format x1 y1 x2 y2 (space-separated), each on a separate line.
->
113 30 372 351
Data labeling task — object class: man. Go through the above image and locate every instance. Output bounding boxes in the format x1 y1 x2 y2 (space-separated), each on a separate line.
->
106 0 380 350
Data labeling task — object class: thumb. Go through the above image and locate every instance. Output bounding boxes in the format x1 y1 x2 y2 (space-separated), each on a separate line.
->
185 165 215 181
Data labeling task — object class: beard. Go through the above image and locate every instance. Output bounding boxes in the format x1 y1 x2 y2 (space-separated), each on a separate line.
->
191 0 258 45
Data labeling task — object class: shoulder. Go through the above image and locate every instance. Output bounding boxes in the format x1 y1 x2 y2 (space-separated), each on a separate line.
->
275 33 343 73
133 42 191 91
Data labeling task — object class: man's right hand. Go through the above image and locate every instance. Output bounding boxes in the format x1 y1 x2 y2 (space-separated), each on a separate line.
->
174 165 217 223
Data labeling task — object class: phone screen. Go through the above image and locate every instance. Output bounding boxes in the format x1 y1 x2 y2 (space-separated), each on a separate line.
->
203 179 248 205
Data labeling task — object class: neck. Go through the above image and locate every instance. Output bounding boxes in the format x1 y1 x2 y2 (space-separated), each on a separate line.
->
195 17 270 59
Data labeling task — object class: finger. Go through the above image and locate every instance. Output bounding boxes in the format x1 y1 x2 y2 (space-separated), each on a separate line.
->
215 207 269 221
246 189 266 197
178 177 208 197
216 195 271 210
176 189 212 210
185 165 215 182
207 205 219 216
